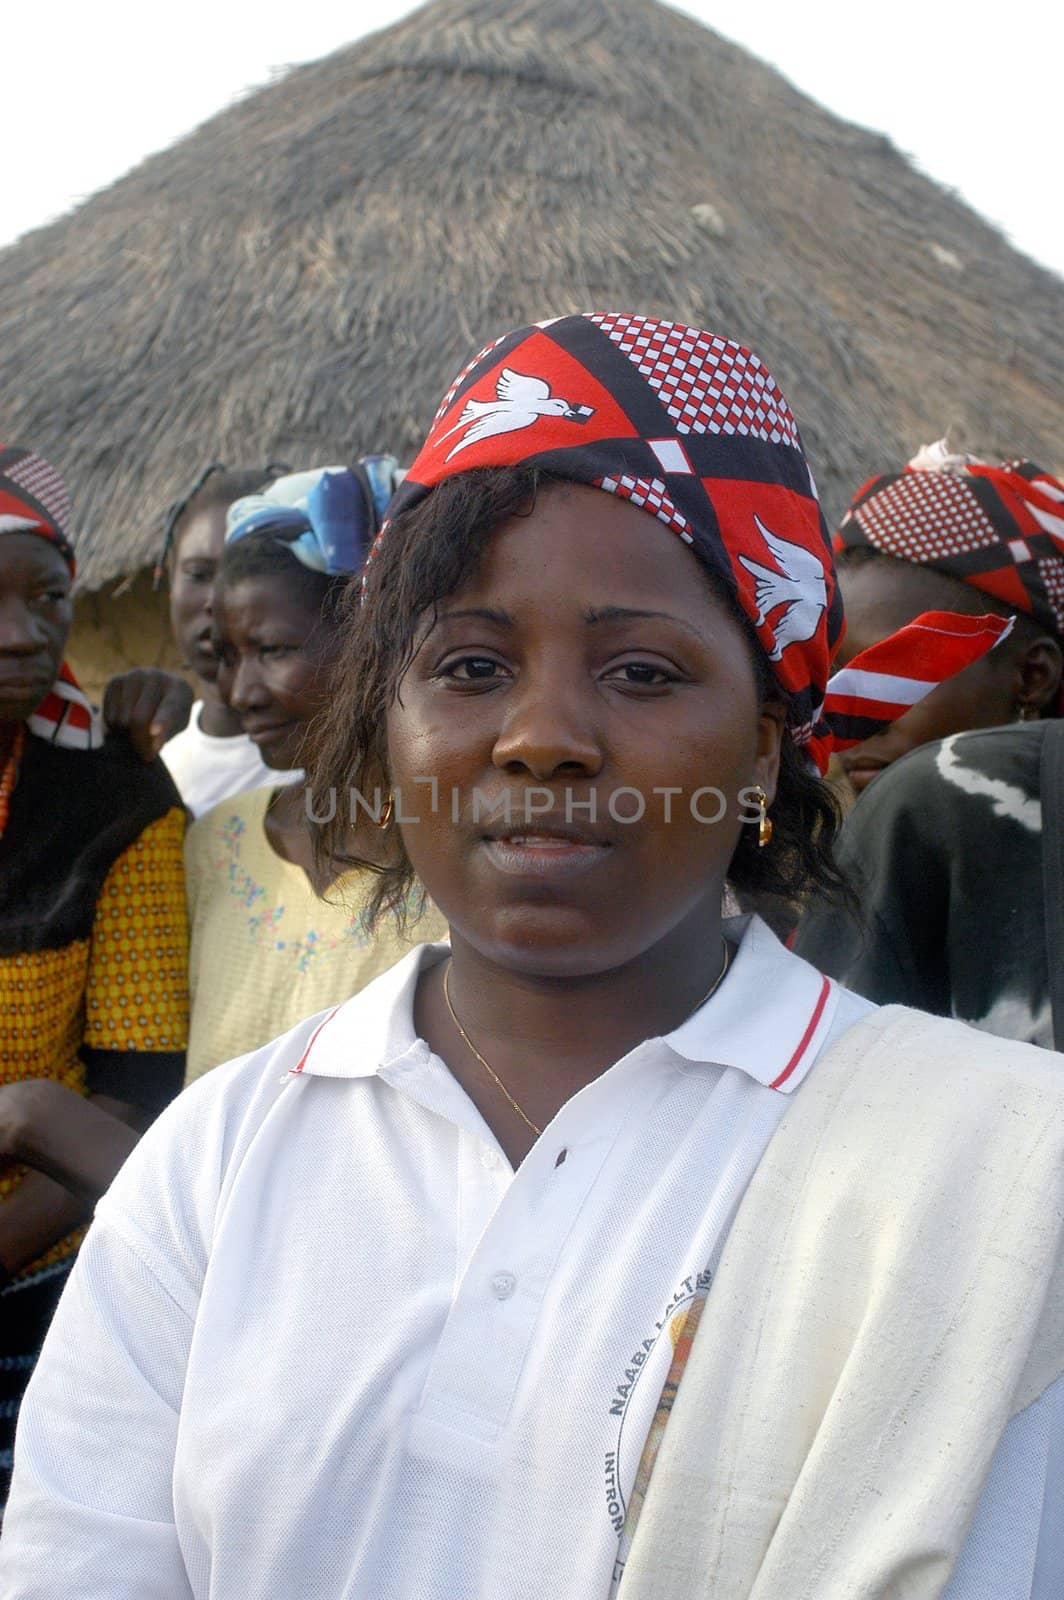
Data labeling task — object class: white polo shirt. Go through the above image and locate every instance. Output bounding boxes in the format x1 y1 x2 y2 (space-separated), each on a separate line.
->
2 919 1062 1598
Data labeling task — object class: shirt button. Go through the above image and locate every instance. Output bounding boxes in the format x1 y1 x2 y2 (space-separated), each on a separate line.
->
481 1148 501 1170
490 1271 517 1300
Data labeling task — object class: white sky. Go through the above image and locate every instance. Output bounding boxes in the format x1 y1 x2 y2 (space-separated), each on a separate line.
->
5 1 1063 278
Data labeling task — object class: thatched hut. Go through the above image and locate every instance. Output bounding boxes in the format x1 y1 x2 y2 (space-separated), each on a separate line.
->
1 0 1061 693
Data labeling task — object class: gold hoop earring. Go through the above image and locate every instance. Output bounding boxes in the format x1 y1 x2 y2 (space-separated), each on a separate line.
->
752 784 773 849
377 794 395 829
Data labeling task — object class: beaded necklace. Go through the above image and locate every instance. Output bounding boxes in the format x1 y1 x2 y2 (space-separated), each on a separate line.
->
0 724 25 841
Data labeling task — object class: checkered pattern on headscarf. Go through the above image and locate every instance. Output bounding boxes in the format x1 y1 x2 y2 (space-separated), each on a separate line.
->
836 451 1064 638
0 446 76 570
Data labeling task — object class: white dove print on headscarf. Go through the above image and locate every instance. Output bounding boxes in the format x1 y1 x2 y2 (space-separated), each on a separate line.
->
440 368 595 462
738 514 828 662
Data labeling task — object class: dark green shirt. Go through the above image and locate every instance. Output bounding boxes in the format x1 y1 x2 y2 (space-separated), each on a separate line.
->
795 723 1052 1048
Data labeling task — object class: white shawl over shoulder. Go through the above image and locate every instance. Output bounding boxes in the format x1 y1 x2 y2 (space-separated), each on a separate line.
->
619 1005 1064 1600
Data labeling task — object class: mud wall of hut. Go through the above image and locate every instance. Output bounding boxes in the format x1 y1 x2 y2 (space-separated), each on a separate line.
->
68 570 187 703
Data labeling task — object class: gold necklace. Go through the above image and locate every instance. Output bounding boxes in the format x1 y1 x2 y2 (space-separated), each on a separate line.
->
444 963 544 1138
441 943 733 1141
697 940 732 1010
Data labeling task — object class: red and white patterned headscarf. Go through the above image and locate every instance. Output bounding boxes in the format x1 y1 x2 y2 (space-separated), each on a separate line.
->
373 315 1010 774
0 446 102 750
836 441 1064 636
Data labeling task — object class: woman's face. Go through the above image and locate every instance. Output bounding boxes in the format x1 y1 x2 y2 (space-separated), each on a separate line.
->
169 505 228 684
213 574 339 770
0 533 73 722
387 486 784 978
835 559 1023 792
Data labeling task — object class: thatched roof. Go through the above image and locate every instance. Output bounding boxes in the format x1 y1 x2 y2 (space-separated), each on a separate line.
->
1 0 1061 591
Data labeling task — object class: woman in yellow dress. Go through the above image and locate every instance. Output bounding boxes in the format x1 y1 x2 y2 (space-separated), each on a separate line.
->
183 465 445 1081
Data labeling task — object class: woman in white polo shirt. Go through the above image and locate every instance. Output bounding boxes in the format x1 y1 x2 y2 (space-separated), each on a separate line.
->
4 317 1064 1600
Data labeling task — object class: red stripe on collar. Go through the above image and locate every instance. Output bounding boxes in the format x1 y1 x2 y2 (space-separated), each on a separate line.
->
290 1007 341 1075
769 975 831 1091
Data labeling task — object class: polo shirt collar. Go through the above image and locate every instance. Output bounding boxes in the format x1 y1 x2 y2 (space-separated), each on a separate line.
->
288 941 446 1081
663 914 836 1093
292 915 835 1096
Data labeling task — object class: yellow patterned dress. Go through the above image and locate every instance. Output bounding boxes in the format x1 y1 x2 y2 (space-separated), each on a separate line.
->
0 731 188 1496
184 787 446 1082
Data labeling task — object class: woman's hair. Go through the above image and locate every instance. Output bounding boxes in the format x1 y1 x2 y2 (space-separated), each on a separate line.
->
308 467 851 929
217 531 351 625
169 467 282 555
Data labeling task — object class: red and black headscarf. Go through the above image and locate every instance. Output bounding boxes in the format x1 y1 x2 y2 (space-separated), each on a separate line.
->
375 315 1010 773
836 444 1064 637
0 446 102 750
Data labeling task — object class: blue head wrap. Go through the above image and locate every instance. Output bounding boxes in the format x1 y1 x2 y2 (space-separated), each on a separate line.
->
226 458 401 576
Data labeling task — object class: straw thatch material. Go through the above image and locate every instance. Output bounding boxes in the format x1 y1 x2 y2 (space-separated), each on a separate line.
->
1 0 1061 592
